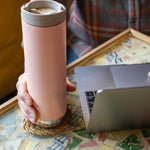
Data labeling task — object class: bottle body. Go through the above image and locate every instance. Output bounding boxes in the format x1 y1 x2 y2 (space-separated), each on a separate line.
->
21 0 66 121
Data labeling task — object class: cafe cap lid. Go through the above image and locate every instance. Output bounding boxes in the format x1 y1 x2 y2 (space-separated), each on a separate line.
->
21 0 66 27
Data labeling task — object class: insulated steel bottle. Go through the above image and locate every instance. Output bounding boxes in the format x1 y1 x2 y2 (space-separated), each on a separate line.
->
21 0 66 122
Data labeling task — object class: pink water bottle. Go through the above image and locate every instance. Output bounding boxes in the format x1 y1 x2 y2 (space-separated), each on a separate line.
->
21 0 66 124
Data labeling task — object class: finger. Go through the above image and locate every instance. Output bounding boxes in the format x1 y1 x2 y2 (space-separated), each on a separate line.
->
66 77 76 91
19 104 37 123
17 77 33 106
22 111 37 123
17 73 28 91
18 100 37 119
16 74 28 93
18 100 37 123
18 73 26 81
17 90 33 106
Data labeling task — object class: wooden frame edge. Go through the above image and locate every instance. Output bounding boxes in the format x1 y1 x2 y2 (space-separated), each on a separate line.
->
67 28 131 73
130 28 150 44
0 96 18 115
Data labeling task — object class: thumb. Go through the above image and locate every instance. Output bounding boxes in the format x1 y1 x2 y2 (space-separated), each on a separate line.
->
66 77 76 91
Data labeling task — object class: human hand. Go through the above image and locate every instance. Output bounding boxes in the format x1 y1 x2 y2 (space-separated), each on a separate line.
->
16 73 76 123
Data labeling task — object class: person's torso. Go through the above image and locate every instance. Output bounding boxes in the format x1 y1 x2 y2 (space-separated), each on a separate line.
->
68 0 150 56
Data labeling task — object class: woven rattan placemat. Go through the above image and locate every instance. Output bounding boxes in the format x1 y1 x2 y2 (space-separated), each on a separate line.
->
22 108 73 136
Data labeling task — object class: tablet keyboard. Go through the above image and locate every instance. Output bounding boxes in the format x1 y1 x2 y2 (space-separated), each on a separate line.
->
85 91 97 114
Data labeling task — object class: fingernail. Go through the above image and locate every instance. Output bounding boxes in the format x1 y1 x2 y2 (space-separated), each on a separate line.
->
29 118 35 123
